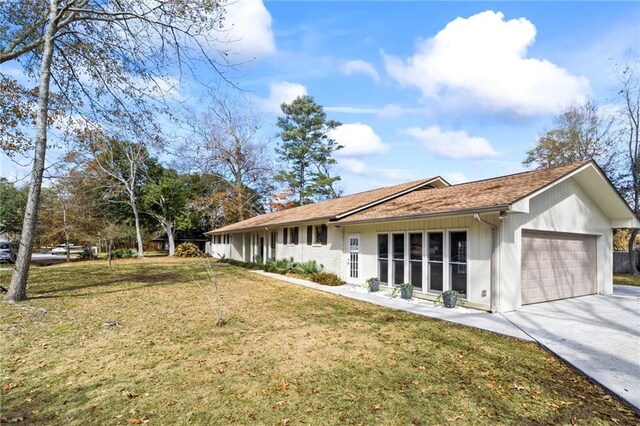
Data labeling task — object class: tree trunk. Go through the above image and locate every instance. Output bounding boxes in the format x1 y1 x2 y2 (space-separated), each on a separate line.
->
5 0 58 302
62 203 70 262
107 239 113 268
629 229 639 275
129 192 144 258
165 221 175 256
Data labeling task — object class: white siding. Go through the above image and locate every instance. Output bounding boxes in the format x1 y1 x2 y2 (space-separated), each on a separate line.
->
497 177 613 312
209 242 231 259
213 224 344 274
342 214 497 308
276 224 344 273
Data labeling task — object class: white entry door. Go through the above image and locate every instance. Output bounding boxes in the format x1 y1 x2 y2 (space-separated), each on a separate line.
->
346 234 361 283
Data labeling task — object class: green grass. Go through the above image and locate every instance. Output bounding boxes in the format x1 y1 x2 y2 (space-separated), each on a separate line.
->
613 274 640 287
1 259 637 425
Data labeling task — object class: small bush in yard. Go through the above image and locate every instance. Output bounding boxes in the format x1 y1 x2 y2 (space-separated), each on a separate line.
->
264 259 277 273
78 247 97 260
310 272 345 286
111 248 135 259
175 243 200 258
294 260 323 275
274 258 296 274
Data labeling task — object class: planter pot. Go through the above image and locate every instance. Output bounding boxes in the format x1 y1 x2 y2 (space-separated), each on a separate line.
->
368 280 380 292
400 287 413 299
443 293 458 308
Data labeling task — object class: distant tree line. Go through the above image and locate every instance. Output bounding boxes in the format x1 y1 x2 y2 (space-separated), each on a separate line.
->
0 92 343 261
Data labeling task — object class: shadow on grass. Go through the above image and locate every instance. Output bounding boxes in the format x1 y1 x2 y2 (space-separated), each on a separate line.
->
29 272 185 299
29 280 180 300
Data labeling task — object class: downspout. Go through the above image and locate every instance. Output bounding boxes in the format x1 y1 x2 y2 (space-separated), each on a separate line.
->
473 213 499 312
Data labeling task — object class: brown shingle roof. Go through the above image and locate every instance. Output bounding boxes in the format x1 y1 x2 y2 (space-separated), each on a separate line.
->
335 161 590 224
210 177 442 233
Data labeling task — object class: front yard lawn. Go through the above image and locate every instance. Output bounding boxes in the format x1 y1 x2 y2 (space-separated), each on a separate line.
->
1 259 637 425
613 274 640 287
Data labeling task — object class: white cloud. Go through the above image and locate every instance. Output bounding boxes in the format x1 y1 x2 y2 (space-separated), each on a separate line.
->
383 10 590 116
340 60 380 82
443 172 468 184
404 126 498 159
325 104 420 118
338 158 368 175
325 106 381 114
377 104 420 118
256 81 308 112
218 0 276 60
329 123 389 156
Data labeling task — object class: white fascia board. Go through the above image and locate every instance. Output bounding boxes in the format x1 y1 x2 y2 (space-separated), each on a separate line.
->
509 199 529 214
612 218 640 229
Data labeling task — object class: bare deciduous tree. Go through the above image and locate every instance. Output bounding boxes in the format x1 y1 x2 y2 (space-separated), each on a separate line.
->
523 99 617 178
73 135 149 258
617 61 640 275
183 93 273 224
2 0 229 301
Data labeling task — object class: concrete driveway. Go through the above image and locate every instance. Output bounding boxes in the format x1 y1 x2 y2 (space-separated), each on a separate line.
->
503 287 640 412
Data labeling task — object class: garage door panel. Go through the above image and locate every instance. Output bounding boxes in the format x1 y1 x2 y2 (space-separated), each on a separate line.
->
521 231 596 305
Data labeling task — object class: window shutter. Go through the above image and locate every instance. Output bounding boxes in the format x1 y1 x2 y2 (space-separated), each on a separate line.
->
293 227 299 245
283 228 288 245
320 225 328 245
307 226 313 245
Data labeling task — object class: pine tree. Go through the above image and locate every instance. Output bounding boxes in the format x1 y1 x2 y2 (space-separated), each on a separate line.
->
275 95 343 205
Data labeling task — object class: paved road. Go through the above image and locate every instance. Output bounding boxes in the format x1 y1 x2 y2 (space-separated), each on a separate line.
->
32 253 70 265
1 253 71 268
503 290 640 412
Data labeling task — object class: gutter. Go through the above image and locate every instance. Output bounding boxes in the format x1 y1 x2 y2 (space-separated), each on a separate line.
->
208 217 334 235
473 213 499 313
333 205 509 226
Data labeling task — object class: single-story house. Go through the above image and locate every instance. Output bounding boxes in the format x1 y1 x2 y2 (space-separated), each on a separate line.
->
207 161 638 312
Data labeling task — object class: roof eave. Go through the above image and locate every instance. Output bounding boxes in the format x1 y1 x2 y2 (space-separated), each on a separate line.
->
209 216 335 234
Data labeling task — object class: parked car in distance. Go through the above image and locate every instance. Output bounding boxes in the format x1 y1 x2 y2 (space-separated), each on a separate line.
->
51 243 74 255
0 241 17 263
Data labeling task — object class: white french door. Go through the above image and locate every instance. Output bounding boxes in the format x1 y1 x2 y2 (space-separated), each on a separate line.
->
346 234 361 283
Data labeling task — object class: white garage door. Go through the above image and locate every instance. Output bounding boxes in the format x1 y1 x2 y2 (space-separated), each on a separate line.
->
521 231 597 305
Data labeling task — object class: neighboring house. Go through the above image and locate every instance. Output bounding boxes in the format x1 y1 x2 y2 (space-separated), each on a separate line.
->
208 161 638 312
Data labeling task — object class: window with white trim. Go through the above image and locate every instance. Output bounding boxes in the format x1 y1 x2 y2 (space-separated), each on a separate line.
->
427 232 444 292
409 232 423 290
449 231 467 297
377 234 389 285
392 233 405 285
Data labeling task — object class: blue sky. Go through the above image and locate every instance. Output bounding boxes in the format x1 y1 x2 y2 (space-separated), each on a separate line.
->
236 1 639 193
1 1 639 195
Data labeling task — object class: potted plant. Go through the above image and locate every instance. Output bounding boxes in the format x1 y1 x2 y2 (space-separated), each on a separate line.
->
397 283 414 299
365 277 380 292
435 290 464 308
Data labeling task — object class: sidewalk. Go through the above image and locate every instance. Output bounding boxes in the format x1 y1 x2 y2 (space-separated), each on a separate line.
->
252 271 533 341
